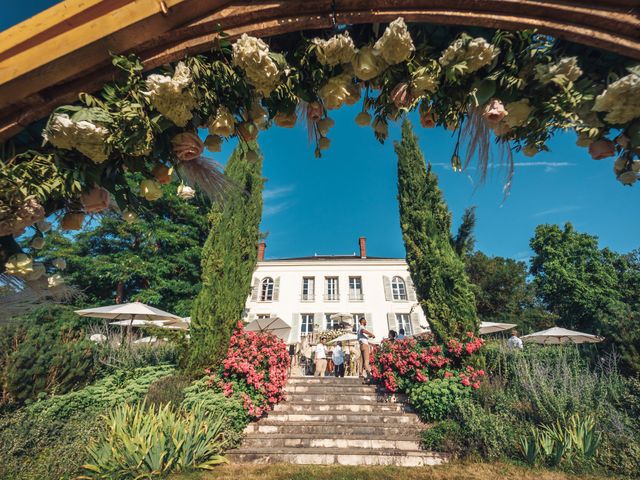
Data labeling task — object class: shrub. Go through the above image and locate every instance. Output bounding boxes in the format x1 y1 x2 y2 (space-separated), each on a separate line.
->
145 374 192 409
408 377 470 421
0 365 174 480
371 333 485 393
81 401 227 479
2 305 97 405
421 419 465 456
182 378 249 447
204 322 289 418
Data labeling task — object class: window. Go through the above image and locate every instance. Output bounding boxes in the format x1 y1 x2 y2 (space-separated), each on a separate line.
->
349 276 363 301
395 313 413 335
300 314 314 336
256 314 271 319
325 277 339 301
302 277 315 301
352 313 364 333
325 313 340 330
260 277 274 301
391 276 408 301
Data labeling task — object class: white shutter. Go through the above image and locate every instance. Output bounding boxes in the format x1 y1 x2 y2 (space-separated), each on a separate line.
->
406 276 417 301
386 313 396 332
272 277 280 301
410 311 421 334
383 276 392 301
365 313 373 335
250 278 260 301
290 313 300 344
314 312 324 332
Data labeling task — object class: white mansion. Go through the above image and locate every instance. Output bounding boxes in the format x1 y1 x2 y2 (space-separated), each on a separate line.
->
244 237 429 344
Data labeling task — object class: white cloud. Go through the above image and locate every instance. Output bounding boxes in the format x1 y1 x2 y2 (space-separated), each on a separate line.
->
533 205 582 218
263 185 295 200
263 185 295 216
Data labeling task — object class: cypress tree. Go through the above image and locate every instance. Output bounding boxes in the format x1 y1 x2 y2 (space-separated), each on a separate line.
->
395 119 478 342
189 143 264 369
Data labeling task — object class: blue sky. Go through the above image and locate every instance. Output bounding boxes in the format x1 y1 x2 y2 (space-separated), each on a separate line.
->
4 3 639 262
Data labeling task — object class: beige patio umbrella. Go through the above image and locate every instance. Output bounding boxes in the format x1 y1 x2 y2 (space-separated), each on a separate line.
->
330 312 355 327
479 321 517 335
150 316 191 330
328 333 358 344
245 316 291 342
522 327 604 345
76 301 182 343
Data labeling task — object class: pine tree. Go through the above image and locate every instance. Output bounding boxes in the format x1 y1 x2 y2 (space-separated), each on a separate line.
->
452 206 477 256
189 144 264 369
395 119 478 342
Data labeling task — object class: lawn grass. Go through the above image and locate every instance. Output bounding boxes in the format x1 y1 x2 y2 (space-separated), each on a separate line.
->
171 462 616 480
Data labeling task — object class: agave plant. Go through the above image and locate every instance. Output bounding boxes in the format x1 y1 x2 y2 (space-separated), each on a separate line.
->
567 413 601 460
79 401 227 479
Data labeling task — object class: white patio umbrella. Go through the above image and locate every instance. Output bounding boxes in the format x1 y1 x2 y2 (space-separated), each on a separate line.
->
522 327 604 345
133 336 158 344
76 301 181 343
330 313 354 326
109 319 153 327
479 321 517 335
150 316 191 330
328 333 358 344
245 316 291 342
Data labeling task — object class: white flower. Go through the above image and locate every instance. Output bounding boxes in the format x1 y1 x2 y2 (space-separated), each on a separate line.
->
52 258 67 270
31 237 45 250
313 32 356 66
374 17 415 65
140 179 163 201
144 62 196 127
232 34 281 96
504 99 533 128
592 74 640 125
44 114 110 163
122 210 137 224
0 198 45 237
5 253 33 277
177 184 196 200
535 57 582 86
411 62 441 94
319 74 352 109
439 37 499 73
24 263 46 282
352 46 386 81
48 274 65 288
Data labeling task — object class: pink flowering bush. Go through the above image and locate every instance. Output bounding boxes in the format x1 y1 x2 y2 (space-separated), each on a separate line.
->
205 322 289 418
371 332 485 394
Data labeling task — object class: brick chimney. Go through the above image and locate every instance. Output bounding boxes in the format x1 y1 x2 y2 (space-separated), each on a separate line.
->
257 242 266 261
359 237 367 258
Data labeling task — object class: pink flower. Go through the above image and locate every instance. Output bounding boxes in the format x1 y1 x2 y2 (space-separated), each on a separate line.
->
588 138 616 160
390 83 413 109
171 131 204 162
482 99 507 125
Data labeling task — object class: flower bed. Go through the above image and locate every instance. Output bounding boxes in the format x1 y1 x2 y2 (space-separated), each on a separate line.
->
204 322 289 418
371 332 485 393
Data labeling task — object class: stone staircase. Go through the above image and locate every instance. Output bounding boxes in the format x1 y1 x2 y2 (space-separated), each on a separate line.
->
227 376 449 467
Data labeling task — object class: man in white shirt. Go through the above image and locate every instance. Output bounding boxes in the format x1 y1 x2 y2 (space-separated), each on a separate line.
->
314 340 327 377
332 341 345 377
507 329 524 350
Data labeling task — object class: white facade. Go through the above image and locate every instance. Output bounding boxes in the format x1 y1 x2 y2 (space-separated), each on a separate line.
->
244 248 428 344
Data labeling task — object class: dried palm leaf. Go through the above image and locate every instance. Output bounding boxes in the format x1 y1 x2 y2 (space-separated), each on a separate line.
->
0 273 83 321
175 156 230 203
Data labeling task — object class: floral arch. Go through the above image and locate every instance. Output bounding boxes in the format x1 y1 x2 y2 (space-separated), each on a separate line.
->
1 4 640 278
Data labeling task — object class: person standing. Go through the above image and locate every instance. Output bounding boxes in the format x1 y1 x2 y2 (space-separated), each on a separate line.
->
332 341 345 377
507 329 524 350
388 330 397 341
357 317 375 380
314 340 327 377
397 328 406 340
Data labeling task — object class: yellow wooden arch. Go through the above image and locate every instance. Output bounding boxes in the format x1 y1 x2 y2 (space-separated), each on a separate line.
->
0 0 638 141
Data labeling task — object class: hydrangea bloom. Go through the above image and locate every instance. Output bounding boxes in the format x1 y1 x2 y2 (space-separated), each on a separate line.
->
534 56 583 86
352 46 386 81
313 32 356 66
411 62 441 93
374 17 415 65
439 37 499 73
319 74 352 109
232 34 281 96
592 74 640 125
0 197 45 237
44 113 110 163
144 62 196 127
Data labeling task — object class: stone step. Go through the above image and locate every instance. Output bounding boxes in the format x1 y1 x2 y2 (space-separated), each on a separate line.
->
242 433 422 450
273 401 412 413
226 447 448 467
244 421 424 436
285 385 379 394
263 411 420 424
287 376 364 385
284 392 408 404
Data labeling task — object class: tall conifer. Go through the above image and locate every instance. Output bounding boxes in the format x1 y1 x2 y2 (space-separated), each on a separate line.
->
189 143 264 368
395 119 478 342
